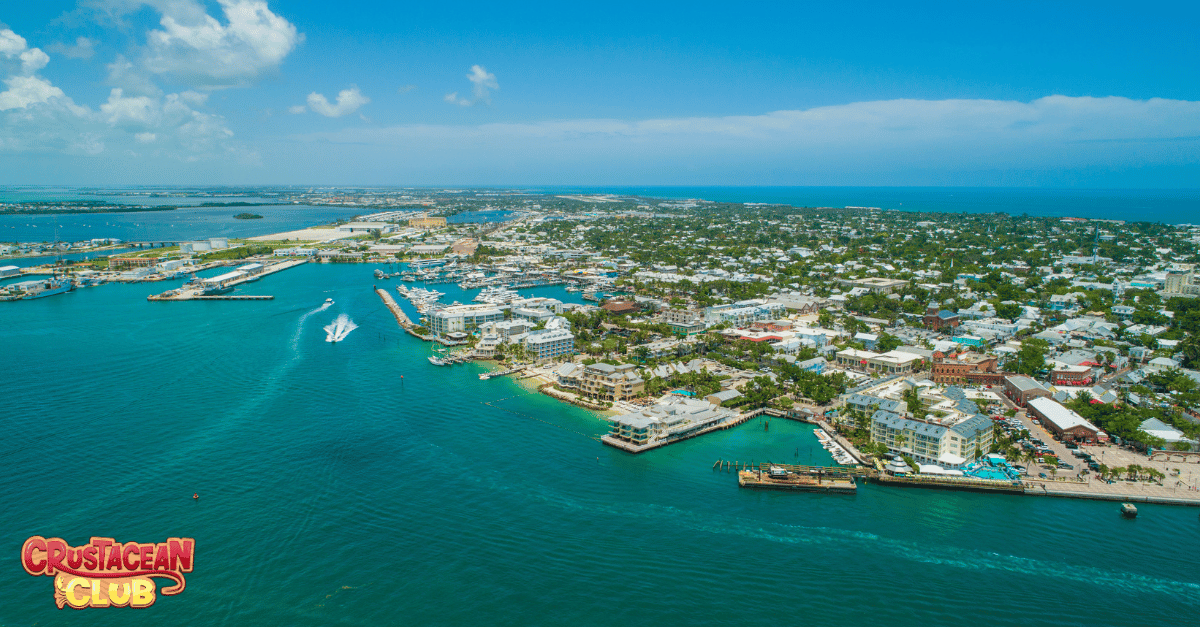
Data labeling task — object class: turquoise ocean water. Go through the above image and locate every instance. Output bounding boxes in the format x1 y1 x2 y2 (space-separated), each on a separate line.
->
3 260 1200 626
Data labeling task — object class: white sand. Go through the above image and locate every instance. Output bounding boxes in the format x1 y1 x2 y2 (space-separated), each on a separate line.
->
249 228 354 242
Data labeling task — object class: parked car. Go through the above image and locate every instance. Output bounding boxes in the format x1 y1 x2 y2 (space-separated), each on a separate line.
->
1039 472 1048 478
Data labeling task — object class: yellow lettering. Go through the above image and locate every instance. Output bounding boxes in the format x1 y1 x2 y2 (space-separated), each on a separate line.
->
130 577 156 608
108 581 132 606
65 577 90 609
89 577 110 607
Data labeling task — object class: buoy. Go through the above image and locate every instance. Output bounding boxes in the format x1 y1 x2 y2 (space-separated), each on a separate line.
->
193 493 198 500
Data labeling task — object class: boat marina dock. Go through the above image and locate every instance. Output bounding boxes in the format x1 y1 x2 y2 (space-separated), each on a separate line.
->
147 258 305 301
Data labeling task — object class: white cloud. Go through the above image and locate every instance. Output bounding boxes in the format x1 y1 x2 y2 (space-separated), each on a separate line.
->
467 65 497 103
0 75 67 110
0 23 243 162
47 37 97 60
106 55 162 96
19 49 50 74
446 65 498 107
286 104 306 114
1 28 51 75
305 86 369 117
140 0 301 87
293 95 1200 183
0 29 27 57
100 88 157 125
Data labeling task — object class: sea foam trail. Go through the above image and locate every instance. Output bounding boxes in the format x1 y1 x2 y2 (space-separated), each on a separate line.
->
324 313 358 342
292 301 331 351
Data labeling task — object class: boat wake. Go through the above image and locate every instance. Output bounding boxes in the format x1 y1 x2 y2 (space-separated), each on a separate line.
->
292 302 333 351
324 313 358 343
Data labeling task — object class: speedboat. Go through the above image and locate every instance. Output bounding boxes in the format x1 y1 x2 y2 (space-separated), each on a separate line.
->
326 298 334 304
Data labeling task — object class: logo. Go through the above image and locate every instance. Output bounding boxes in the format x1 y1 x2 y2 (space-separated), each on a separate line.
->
21 536 194 609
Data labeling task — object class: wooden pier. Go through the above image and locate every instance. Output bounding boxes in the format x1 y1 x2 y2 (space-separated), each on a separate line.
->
737 463 859 494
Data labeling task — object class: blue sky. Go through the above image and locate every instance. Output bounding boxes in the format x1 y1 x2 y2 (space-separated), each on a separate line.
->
1 1 1198 186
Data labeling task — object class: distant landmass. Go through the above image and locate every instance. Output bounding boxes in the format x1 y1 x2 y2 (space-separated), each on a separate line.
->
233 212 264 220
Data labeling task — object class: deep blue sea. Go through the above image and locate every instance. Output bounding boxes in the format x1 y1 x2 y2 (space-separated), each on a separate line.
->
3 260 1200 627
551 186 1200 224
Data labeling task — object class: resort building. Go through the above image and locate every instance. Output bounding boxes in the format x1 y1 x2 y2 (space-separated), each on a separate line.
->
428 304 505 336
662 309 706 335
1026 397 1107 444
870 410 994 468
522 328 576 361
1164 271 1200 296
578 363 645 401
604 396 738 451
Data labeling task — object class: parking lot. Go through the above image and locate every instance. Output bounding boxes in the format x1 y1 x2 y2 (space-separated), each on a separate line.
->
1008 405 1200 497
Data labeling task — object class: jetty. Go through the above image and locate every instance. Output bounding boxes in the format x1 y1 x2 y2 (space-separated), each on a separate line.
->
480 367 523 380
737 463 860 494
376 288 441 342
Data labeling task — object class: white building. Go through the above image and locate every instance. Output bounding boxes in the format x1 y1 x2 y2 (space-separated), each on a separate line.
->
523 327 575 360
335 222 395 234
428 304 505 336
870 410 993 468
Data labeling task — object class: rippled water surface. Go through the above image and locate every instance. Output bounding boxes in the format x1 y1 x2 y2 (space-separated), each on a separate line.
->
2 263 1199 626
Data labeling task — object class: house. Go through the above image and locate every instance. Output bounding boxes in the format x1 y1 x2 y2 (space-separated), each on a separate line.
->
1110 305 1136 320
797 357 826 373
855 332 879 350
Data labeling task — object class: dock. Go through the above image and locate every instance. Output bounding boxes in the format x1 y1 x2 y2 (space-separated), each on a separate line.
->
187 295 273 300
737 463 859 494
148 258 305 301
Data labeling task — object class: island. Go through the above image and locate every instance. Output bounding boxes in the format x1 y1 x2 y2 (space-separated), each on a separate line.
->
233 212 264 220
